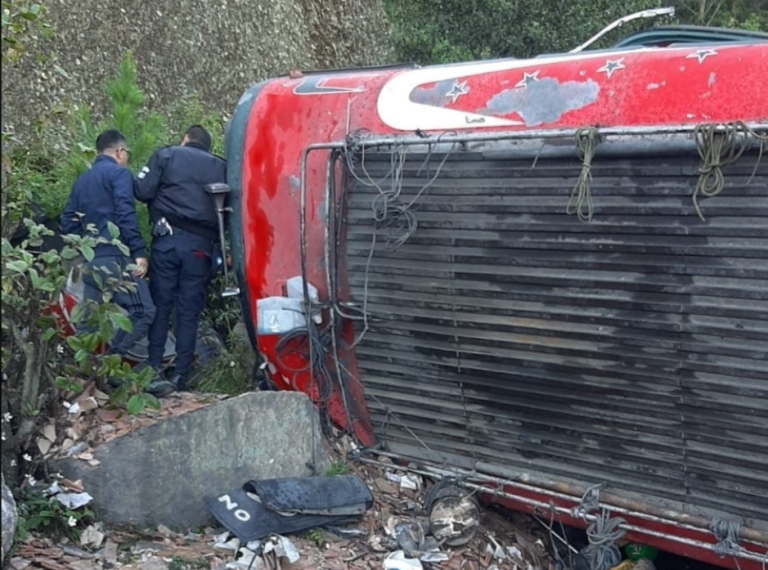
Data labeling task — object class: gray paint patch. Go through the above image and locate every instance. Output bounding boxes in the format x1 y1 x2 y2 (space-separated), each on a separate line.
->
481 79 599 126
289 175 301 193
410 79 456 106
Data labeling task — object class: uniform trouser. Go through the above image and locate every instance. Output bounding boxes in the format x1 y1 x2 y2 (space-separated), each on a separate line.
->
81 255 156 356
147 228 213 377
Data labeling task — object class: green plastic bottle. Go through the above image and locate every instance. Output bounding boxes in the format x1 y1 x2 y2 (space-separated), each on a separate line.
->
625 543 659 561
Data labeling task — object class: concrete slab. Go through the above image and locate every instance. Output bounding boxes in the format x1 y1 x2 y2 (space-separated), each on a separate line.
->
58 391 329 529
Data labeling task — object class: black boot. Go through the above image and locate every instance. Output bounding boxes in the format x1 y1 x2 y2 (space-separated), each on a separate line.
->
169 373 188 392
135 362 175 397
145 379 176 398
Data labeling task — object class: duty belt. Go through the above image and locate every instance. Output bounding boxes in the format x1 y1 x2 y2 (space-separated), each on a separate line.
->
152 217 173 237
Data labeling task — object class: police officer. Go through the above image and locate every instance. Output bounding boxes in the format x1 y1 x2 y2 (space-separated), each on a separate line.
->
135 125 227 391
61 129 174 396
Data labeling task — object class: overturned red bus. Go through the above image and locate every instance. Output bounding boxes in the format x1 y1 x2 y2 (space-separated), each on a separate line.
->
226 20 768 570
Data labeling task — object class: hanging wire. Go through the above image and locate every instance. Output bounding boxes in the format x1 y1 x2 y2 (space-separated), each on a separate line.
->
340 133 458 347
566 126 600 223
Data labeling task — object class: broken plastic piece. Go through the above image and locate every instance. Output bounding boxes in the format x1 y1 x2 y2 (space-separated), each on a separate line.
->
55 491 94 509
383 550 423 570
263 535 300 564
420 552 450 563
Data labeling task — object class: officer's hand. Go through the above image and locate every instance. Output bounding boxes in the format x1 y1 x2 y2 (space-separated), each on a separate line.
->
133 257 149 278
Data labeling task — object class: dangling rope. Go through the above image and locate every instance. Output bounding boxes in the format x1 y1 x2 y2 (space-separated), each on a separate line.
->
570 483 603 520
710 518 744 558
693 121 768 222
584 509 626 570
567 127 600 223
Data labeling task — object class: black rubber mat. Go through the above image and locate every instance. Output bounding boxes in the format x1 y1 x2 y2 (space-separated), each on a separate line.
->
205 476 371 541
246 475 373 515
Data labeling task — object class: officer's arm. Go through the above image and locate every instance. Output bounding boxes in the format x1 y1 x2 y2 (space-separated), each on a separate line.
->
134 150 166 203
113 168 147 259
60 187 81 235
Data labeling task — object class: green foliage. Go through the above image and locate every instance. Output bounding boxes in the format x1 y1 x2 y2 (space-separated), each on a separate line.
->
15 491 95 542
24 50 227 247
383 0 768 65
190 336 254 396
104 52 166 169
325 461 351 476
1 1 52 65
168 92 227 157
303 528 325 547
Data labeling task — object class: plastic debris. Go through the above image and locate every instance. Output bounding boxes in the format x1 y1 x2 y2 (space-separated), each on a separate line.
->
55 491 93 509
79 525 105 550
263 535 300 564
383 550 424 570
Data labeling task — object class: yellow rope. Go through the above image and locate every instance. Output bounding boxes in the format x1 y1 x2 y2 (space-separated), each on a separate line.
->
567 127 600 223
693 121 767 222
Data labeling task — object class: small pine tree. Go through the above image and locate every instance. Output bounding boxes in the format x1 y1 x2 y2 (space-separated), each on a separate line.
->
101 51 166 170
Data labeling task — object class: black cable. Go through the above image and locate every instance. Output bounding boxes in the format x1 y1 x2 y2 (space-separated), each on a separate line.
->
274 321 335 405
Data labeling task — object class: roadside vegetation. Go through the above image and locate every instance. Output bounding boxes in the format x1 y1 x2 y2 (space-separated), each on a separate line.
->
2 0 765 548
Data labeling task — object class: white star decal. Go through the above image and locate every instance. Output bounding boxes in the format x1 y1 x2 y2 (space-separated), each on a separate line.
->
597 58 626 79
515 70 541 89
445 80 470 103
686 49 718 64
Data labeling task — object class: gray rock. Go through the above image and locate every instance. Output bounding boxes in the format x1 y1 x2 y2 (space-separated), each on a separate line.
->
2 474 18 563
58 391 328 529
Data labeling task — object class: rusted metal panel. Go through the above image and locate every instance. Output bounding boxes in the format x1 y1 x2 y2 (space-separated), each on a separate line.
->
345 149 768 528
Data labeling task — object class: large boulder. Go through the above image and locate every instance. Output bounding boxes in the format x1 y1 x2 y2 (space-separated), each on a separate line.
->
58 391 329 529
2 474 18 563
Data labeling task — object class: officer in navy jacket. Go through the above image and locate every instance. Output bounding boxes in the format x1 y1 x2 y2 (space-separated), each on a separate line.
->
61 129 173 396
134 125 227 390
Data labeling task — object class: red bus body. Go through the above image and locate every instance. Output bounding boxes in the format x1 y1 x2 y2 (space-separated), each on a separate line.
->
225 36 768 568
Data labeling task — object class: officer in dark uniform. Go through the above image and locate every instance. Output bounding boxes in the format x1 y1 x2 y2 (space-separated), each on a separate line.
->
61 129 174 397
135 125 227 391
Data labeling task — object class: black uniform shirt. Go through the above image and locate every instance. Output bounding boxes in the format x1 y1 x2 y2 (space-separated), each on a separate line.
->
135 142 227 241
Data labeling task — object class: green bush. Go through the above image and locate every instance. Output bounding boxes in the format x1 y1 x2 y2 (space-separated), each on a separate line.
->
383 0 768 65
29 50 227 241
15 491 95 542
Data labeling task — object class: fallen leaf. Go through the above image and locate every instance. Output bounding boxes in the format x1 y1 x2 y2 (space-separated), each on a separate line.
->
75 452 94 461
43 424 57 442
74 396 99 413
62 438 75 451
373 478 398 495
38 438 53 456
103 539 119 565
65 427 81 441
9 558 32 570
37 559 69 570
93 389 110 405
61 478 84 493
88 459 101 467
69 561 98 570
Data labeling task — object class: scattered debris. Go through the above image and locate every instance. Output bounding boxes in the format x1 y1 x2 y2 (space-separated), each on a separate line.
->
102 540 118 565
56 491 94 510
79 525 105 550
11 436 616 570
383 550 423 569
